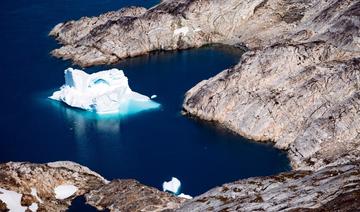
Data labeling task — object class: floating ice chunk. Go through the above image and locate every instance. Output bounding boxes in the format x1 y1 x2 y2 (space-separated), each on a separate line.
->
178 193 193 199
174 27 189 36
151 95 157 99
0 188 27 212
50 68 160 114
163 177 181 194
54 184 78 200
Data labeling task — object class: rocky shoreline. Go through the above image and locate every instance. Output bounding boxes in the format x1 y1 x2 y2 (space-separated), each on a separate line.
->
0 160 359 211
2 0 359 211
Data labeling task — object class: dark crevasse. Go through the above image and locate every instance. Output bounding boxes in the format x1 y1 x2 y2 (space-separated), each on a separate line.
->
0 0 290 200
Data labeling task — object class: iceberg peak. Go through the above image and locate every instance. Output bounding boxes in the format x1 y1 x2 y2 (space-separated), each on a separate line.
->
50 68 159 114
162 177 181 194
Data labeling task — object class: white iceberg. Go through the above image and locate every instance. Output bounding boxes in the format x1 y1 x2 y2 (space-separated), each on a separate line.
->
54 184 78 200
50 68 160 114
162 177 181 194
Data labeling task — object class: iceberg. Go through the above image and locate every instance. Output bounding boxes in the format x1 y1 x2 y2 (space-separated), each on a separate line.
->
162 177 181 194
50 68 160 114
162 177 192 199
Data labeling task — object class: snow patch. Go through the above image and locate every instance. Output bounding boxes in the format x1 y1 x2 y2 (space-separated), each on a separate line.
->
50 68 160 115
31 188 43 204
0 188 27 212
29 203 38 212
163 177 181 194
194 28 202 32
54 184 78 200
178 193 193 199
174 27 189 36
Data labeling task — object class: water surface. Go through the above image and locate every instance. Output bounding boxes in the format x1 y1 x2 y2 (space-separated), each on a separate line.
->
0 0 290 198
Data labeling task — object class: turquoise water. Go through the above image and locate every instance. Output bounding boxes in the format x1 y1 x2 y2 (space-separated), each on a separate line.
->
0 0 290 201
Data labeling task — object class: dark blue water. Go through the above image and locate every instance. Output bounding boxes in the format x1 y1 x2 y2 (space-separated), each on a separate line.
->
0 0 290 200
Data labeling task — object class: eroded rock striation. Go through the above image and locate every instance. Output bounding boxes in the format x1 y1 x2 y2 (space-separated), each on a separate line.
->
86 179 186 211
0 161 107 211
178 159 360 211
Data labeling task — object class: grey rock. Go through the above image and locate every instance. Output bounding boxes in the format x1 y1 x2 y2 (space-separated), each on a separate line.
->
178 159 360 211
0 161 107 211
0 162 185 212
86 179 186 211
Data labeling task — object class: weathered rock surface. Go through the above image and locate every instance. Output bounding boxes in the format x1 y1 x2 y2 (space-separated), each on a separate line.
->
86 179 186 211
0 162 185 211
0 161 107 211
178 159 360 211
182 0 360 170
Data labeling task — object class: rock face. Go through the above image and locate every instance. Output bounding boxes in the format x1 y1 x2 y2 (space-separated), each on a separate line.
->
47 0 360 210
0 162 185 211
0 161 107 211
178 159 360 211
181 0 360 170
86 179 186 211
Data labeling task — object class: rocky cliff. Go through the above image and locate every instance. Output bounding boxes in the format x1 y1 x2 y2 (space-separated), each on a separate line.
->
0 162 185 211
0 160 359 211
41 0 360 210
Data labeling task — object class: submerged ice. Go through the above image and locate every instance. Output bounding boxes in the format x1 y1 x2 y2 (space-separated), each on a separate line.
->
50 68 160 114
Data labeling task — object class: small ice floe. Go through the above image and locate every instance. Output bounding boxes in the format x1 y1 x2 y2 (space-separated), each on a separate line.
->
0 188 27 211
54 184 78 200
178 193 193 199
163 177 181 194
151 95 157 99
174 27 189 36
50 68 160 115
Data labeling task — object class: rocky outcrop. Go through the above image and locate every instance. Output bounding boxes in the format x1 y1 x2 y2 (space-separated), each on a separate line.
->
182 0 360 170
0 161 107 211
1 161 358 211
86 179 186 211
178 159 360 211
0 162 185 211
184 41 360 170
50 0 359 67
